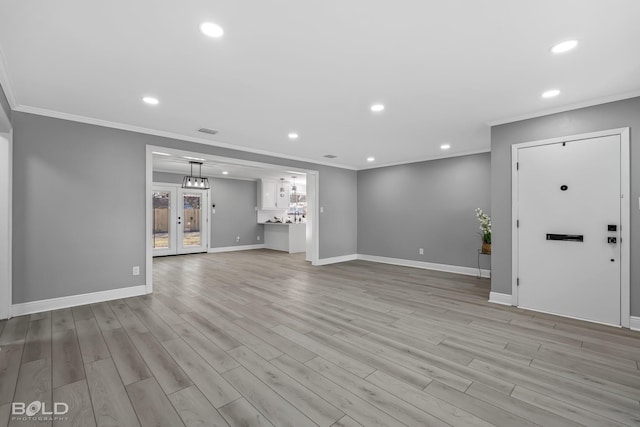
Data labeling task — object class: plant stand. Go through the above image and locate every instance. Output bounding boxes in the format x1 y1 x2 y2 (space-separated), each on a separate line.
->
477 249 491 279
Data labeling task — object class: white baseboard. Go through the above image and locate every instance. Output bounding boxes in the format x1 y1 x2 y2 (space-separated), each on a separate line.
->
630 316 640 332
314 254 358 266
356 254 491 278
489 292 513 306
208 244 265 253
11 285 148 317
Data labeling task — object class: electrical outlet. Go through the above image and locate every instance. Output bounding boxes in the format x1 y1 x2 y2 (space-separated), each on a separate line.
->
419 248 424 255
257 236 260 241
236 236 240 242
132 266 140 276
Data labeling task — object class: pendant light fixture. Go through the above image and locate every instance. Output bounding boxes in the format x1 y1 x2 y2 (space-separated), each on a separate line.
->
182 161 210 189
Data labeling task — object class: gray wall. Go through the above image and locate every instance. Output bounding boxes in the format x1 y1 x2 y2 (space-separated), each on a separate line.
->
209 178 263 248
358 153 491 269
12 112 357 303
491 96 640 315
152 172 263 248
0 83 10 124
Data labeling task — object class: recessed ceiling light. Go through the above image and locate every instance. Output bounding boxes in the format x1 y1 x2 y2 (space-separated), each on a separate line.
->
222 171 229 175
370 104 385 112
288 132 299 140
184 156 205 161
200 22 224 38
440 144 451 150
286 171 306 175
542 89 561 98
142 96 159 105
551 40 578 54
152 151 170 156
366 157 375 162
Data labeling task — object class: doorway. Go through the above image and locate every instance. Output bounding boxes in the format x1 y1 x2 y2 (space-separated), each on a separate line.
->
145 145 320 294
152 184 209 256
512 128 630 327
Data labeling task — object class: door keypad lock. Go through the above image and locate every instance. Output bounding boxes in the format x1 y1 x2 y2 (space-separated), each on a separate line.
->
607 237 617 244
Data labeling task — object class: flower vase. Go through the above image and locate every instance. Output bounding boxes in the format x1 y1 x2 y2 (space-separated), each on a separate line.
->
481 242 491 254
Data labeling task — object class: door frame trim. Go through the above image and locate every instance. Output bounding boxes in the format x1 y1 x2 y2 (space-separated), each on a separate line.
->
511 127 630 328
0 130 12 319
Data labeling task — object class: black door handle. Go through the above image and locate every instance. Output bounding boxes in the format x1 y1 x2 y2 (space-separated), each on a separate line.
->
546 234 584 242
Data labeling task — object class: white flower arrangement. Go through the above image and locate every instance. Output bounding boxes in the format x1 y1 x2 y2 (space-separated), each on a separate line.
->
475 208 491 244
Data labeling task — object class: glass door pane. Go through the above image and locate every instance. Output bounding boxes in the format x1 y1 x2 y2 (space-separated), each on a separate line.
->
182 193 202 247
178 189 207 254
152 191 170 249
152 185 177 257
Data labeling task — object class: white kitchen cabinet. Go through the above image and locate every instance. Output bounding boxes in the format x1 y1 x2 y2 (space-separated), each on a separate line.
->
263 223 306 253
258 179 289 210
258 179 277 210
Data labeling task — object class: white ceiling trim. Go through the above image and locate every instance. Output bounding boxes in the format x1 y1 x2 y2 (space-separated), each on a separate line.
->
358 147 491 171
0 45 17 108
14 104 358 171
486 90 640 127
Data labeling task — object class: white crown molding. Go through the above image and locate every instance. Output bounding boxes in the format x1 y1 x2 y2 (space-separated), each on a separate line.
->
208 244 265 253
489 292 513 306
0 45 17 108
357 254 490 278
11 285 147 317
357 148 491 171
487 90 640 127
12 105 357 171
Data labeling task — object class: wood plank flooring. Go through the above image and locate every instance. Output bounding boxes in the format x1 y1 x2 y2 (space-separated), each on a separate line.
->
0 249 639 426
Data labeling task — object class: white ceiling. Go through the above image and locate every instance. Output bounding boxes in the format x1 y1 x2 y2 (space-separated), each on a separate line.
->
1 1 639 169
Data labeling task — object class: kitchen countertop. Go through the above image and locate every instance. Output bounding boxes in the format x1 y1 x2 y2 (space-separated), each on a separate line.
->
260 222 305 225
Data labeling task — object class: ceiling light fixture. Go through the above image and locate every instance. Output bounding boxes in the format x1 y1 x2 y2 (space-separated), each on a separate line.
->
183 156 205 161
200 22 224 38
366 157 375 162
152 151 170 156
440 144 451 150
542 89 561 98
370 104 385 112
222 171 229 175
142 97 159 105
551 40 578 54
182 161 210 189
288 132 299 140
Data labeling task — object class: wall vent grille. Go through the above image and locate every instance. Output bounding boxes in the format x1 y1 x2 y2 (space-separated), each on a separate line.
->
198 128 219 135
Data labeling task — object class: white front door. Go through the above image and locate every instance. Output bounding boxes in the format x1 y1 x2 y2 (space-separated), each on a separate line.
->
152 185 208 256
516 134 622 326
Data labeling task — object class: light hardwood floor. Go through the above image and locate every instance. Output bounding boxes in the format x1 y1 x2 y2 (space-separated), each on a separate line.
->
1 249 639 426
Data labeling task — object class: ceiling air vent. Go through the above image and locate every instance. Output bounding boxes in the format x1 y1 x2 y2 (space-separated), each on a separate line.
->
323 154 337 159
198 128 219 135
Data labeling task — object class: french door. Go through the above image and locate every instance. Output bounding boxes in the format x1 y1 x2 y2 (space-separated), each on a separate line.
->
152 185 208 256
